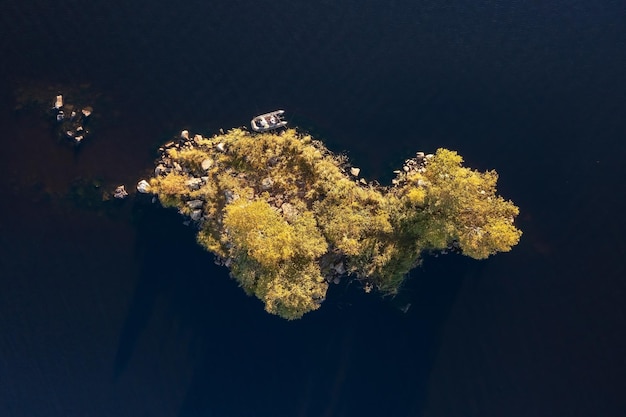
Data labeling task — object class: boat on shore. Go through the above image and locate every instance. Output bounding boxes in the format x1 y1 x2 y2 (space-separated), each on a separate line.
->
251 110 287 132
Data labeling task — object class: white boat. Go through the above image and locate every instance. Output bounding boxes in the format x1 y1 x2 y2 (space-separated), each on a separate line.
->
251 110 287 132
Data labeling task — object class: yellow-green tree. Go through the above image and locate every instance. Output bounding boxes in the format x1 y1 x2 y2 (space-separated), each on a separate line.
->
222 199 328 319
394 149 521 259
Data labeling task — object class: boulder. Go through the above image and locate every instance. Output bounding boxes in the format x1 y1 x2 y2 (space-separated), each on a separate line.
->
137 180 151 193
187 199 204 209
54 95 63 109
190 210 202 221
350 167 360 177
113 185 128 199
201 158 213 171
185 178 203 190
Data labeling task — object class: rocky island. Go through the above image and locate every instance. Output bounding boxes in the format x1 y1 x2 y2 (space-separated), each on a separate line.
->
147 128 522 320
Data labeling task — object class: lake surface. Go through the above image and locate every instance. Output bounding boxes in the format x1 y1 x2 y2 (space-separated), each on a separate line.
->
1 1 625 416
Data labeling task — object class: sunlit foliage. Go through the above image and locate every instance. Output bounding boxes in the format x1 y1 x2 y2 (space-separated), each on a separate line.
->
149 129 521 319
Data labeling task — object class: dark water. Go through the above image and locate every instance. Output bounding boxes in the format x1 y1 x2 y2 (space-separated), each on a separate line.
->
1 1 626 416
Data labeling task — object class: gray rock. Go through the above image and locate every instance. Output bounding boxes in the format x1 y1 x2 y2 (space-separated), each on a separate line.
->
350 167 360 177
190 210 202 221
180 130 189 140
137 180 151 193
268 156 279 166
333 262 346 275
54 95 63 109
281 202 298 220
224 190 236 204
187 199 204 209
185 178 203 190
113 185 128 199
216 142 226 152
155 164 167 176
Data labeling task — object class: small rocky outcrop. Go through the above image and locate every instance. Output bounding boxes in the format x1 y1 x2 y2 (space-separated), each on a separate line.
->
51 94 94 144
113 185 129 199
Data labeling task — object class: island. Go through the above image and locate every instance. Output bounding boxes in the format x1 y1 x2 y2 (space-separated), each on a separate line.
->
147 128 522 320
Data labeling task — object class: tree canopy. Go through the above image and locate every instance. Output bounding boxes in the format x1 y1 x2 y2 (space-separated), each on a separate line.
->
149 129 522 319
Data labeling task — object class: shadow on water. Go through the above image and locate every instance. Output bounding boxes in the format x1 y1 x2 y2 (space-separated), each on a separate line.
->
117 192 476 416
113 197 220 378
112 200 165 378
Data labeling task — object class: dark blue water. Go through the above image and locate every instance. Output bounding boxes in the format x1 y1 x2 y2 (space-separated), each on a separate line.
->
1 1 625 416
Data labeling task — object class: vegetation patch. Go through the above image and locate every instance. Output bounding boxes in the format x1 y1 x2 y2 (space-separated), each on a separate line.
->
149 129 522 319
